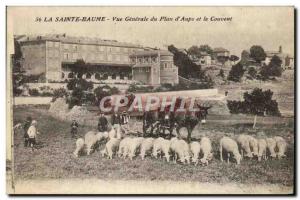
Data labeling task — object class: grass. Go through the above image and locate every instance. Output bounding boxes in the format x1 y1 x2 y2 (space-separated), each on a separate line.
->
12 106 294 186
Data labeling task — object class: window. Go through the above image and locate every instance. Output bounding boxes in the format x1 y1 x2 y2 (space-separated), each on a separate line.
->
152 57 157 63
73 44 77 51
54 42 59 48
107 54 112 61
138 58 142 63
63 43 69 50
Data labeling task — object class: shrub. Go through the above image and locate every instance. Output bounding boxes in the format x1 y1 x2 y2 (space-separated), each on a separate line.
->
28 88 40 96
52 88 68 102
228 62 246 82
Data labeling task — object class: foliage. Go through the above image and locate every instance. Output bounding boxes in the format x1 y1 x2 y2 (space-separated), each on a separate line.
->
187 45 213 59
259 55 283 79
218 69 225 78
66 87 84 109
52 88 68 102
217 56 229 66
67 78 93 91
250 45 266 63
28 88 40 96
93 85 120 105
227 62 246 82
227 88 280 116
247 67 257 79
229 55 239 63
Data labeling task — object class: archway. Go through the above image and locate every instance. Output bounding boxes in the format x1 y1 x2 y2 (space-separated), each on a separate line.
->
95 73 101 80
68 72 74 79
86 72 92 79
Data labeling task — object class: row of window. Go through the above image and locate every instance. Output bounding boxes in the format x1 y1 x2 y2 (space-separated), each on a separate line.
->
160 62 173 69
58 42 137 53
62 52 130 62
131 56 158 64
134 67 151 73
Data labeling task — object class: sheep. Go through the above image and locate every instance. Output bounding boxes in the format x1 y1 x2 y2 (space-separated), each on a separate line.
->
274 136 287 159
73 138 85 157
140 138 155 160
190 141 201 166
152 137 171 162
237 134 253 158
108 128 117 139
152 137 165 159
169 137 190 164
128 137 145 160
101 138 121 159
266 137 277 158
257 138 267 162
84 131 99 155
219 136 241 165
199 137 213 165
118 137 133 158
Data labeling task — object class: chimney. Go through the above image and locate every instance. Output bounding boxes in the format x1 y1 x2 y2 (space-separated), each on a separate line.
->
279 45 282 53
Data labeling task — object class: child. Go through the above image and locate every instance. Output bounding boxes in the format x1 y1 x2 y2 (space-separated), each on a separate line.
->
23 116 32 147
71 120 79 138
27 120 39 151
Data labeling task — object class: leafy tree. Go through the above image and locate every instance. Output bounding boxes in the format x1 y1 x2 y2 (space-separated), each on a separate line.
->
227 62 245 82
187 46 201 59
227 88 280 128
250 45 266 63
199 45 213 55
259 55 283 79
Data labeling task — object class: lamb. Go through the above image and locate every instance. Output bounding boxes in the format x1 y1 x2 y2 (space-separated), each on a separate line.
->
274 136 287 159
101 138 121 159
190 141 201 165
128 137 145 160
152 137 171 162
257 138 267 162
73 138 85 157
237 134 253 158
219 136 242 165
199 137 213 165
169 137 190 164
118 137 133 158
266 137 277 158
140 138 155 160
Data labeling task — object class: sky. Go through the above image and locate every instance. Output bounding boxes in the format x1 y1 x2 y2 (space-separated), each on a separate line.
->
7 6 294 57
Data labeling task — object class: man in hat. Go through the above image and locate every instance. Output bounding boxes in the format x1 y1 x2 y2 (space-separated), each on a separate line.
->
27 120 39 151
98 112 108 132
23 116 32 147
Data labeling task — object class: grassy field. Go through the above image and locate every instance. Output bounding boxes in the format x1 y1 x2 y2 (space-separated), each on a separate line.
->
12 106 294 187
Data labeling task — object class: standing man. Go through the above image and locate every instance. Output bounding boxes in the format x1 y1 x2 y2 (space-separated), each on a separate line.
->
111 112 121 139
27 120 39 151
98 112 108 132
23 116 32 147
71 120 79 138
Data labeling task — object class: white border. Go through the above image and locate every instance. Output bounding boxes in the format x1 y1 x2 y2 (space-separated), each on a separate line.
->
1 1 298 199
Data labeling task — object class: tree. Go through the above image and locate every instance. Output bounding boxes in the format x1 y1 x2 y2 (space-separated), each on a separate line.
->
229 55 239 64
250 45 266 63
218 69 225 78
227 62 245 82
259 55 283 79
247 67 257 79
199 45 213 55
187 46 201 59
227 88 280 128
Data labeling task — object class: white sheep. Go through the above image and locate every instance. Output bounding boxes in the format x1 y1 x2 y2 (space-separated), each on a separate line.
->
248 135 259 157
140 138 155 160
190 141 201 165
73 138 85 157
257 138 267 162
101 138 121 159
219 136 242 165
84 131 99 155
237 134 253 158
169 138 190 164
274 136 287 159
266 137 277 158
152 137 171 162
118 137 133 158
128 137 145 160
152 137 165 159
200 137 213 165
108 128 117 139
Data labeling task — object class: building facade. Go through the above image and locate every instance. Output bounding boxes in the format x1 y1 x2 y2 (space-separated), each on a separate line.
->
264 46 294 70
130 50 179 85
16 34 178 85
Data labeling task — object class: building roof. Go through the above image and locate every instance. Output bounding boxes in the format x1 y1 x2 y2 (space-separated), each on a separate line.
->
16 34 143 48
130 49 173 57
213 47 229 53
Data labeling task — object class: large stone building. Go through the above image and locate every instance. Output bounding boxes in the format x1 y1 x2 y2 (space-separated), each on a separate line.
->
264 46 294 70
15 34 178 85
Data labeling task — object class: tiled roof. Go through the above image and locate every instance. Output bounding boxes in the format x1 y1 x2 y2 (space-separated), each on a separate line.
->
213 47 229 53
16 34 143 48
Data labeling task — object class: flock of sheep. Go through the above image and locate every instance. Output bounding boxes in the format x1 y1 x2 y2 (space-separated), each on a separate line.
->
73 127 288 165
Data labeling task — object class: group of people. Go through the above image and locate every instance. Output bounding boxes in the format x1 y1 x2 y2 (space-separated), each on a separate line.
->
22 116 39 151
70 111 130 138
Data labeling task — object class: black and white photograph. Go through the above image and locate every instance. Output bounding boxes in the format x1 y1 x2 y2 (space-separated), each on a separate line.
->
6 6 295 195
